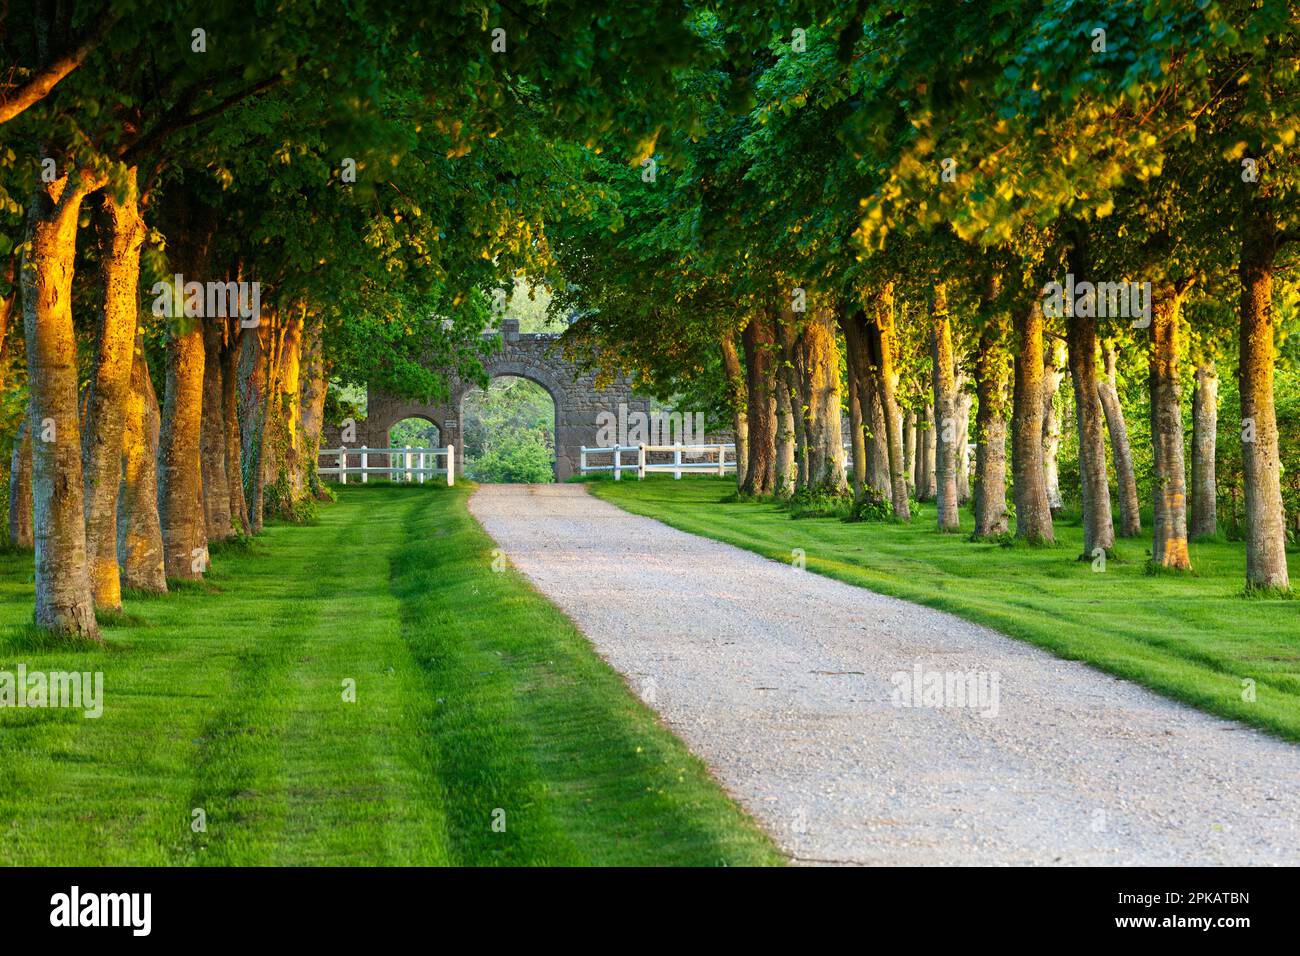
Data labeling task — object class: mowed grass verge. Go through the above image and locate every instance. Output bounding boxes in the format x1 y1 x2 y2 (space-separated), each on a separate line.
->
590 476 1300 742
0 484 780 866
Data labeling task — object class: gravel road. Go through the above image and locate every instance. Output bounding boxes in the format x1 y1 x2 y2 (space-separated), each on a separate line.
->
468 483 1300 866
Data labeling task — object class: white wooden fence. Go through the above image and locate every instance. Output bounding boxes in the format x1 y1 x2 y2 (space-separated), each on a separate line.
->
319 446 455 486
579 443 735 480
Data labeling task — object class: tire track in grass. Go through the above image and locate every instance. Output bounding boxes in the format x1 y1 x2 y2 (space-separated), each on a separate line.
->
271 489 451 864
390 491 580 864
174 514 344 864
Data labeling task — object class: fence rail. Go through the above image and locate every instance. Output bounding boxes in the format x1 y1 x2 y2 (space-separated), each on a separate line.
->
579 443 735 480
318 445 455 486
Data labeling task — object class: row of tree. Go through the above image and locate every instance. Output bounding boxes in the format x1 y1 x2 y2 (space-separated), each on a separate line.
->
4 0 810 638
552 0 1297 592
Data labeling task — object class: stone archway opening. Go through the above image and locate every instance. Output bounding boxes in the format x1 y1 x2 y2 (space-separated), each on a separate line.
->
459 375 557 483
388 416 442 449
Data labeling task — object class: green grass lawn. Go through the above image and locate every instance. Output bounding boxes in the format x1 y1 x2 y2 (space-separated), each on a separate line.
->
0 484 780 866
590 476 1300 742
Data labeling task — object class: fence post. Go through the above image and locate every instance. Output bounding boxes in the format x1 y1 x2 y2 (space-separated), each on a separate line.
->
717 443 725 475
674 443 682 480
614 446 621 481
361 447 369 484
638 443 646 479
339 447 347 485
445 444 455 486
580 447 587 475
418 450 426 484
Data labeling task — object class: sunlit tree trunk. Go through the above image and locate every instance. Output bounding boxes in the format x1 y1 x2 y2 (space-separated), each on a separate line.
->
21 169 102 638
119 329 166 592
777 317 808 490
1190 361 1218 539
1098 341 1140 538
1149 287 1191 570
279 311 305 502
1238 192 1289 590
1012 301 1054 543
83 170 145 611
719 332 749 489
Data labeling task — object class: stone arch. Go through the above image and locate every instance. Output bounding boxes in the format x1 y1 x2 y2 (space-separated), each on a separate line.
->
355 320 651 481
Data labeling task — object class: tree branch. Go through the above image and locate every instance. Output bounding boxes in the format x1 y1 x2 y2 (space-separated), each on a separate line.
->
122 74 284 163
0 11 119 125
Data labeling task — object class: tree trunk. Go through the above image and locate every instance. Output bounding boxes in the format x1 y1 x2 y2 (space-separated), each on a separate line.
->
0 256 15 394
239 316 270 533
954 375 972 506
916 404 934 502
865 375 891 502
119 329 166 592
1190 362 1218 539
973 312 1010 538
866 291 910 519
1149 288 1191 570
1098 341 1141 537
200 322 234 541
797 307 849 495
159 312 208 579
777 317 808 490
930 291 960 531
20 170 101 639
844 335 867 499
1238 194 1289 590
719 332 749 489
839 308 871 501
298 315 328 500
1042 337 1067 515
1011 301 1054 542
81 169 145 612
774 353 797 499
8 414 33 548
903 409 916 492
741 309 777 496
222 328 250 535
259 308 306 519
1066 234 1116 557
